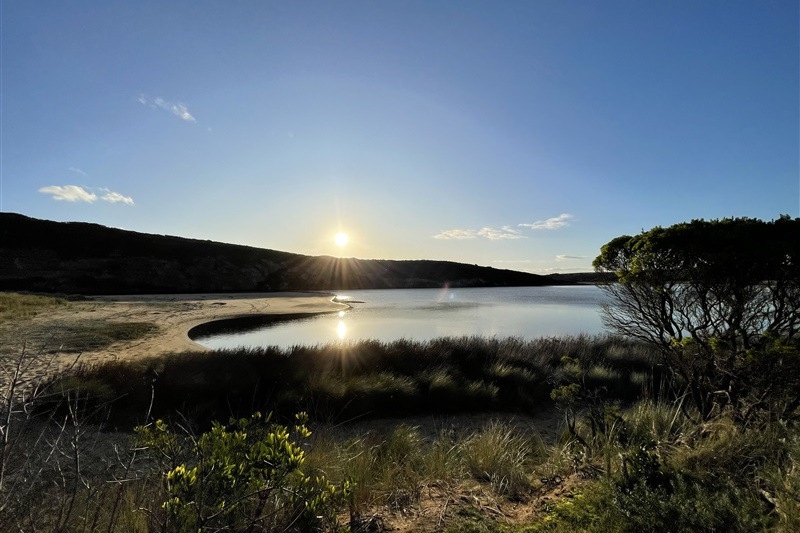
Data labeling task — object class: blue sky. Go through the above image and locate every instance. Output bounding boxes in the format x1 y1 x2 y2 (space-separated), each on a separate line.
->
2 1 798 273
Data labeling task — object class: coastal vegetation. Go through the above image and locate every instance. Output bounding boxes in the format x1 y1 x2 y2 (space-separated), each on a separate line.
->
0 215 797 531
593 216 799 423
40 335 658 426
2 332 797 531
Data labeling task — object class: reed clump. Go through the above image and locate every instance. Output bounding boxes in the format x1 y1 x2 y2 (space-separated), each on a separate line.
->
45 334 659 425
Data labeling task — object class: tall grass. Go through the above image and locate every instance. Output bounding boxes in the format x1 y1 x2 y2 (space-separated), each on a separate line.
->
47 334 661 425
306 420 548 516
462 421 544 498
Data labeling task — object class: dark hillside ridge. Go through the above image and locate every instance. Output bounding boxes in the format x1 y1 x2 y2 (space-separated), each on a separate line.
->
1 213 569 294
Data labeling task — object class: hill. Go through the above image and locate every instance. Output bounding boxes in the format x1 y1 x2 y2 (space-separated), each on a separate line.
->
0 213 567 294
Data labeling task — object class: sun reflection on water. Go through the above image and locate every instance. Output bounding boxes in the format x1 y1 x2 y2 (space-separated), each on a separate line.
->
337 320 347 340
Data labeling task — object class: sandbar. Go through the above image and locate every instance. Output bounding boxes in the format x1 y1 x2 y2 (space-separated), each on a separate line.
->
1 293 347 383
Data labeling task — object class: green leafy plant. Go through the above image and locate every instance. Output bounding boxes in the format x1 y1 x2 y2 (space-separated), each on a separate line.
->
136 412 351 532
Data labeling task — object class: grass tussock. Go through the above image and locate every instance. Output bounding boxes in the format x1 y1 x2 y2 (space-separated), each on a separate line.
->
0 291 66 320
462 422 543 498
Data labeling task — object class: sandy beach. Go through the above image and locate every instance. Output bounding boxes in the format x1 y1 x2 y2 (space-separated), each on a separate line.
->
1 292 347 384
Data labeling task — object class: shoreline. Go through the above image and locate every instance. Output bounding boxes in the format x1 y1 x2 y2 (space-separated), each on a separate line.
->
86 292 350 357
0 292 349 381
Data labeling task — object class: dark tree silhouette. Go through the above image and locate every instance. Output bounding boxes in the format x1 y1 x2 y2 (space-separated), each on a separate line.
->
593 216 800 421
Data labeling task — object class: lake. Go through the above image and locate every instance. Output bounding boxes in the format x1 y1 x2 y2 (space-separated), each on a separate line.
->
192 285 611 350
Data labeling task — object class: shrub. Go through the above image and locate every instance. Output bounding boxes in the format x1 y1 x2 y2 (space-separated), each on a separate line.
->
136 412 350 532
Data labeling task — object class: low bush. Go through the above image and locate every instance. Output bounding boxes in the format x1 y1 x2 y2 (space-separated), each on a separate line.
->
136 412 350 532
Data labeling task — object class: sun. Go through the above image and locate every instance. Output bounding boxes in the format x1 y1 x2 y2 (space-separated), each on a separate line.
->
334 232 349 247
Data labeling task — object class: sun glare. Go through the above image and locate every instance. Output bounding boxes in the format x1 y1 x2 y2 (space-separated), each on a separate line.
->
335 232 349 246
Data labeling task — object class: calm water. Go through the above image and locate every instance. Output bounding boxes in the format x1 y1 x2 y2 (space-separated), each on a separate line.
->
193 285 610 350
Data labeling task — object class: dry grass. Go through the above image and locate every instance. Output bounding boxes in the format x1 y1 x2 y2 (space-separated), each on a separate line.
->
0 292 66 321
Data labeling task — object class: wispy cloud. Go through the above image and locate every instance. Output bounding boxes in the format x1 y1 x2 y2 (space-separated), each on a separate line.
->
137 94 197 123
68 167 88 176
556 254 587 261
100 190 135 205
478 226 525 240
39 185 134 205
38 185 97 203
434 214 576 241
433 226 526 240
519 213 574 230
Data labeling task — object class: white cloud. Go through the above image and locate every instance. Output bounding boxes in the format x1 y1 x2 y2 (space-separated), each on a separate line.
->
68 167 88 176
519 213 574 230
169 103 195 122
433 226 525 240
556 254 587 261
101 191 135 205
138 94 197 122
39 185 134 205
433 229 478 240
38 185 97 203
478 226 525 240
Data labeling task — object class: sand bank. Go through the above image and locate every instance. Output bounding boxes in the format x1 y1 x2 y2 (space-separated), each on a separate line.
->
1 293 347 381
91 292 348 356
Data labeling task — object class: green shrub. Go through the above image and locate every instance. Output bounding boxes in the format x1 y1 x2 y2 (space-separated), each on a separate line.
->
136 412 350 532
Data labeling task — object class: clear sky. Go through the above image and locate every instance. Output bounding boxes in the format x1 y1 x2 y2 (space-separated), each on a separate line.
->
2 1 798 273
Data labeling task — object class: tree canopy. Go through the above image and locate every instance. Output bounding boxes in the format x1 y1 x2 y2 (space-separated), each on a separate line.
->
594 216 800 421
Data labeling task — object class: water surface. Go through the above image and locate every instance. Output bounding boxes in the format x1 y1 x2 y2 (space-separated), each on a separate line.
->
193 285 609 350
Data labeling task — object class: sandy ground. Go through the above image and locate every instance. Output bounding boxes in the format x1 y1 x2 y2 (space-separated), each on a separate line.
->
0 292 347 386
84 292 348 358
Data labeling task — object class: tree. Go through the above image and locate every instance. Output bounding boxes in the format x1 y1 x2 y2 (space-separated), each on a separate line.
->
593 216 800 421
